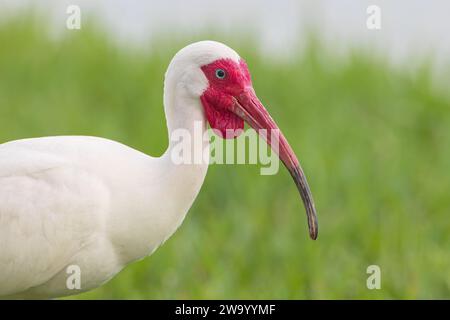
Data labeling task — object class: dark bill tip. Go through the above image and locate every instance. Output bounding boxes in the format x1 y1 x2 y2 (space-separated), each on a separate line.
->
290 166 318 240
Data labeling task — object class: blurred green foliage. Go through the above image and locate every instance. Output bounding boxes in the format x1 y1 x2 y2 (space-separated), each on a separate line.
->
0 15 449 299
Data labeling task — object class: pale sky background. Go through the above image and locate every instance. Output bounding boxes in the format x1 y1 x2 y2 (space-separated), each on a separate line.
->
1 0 450 69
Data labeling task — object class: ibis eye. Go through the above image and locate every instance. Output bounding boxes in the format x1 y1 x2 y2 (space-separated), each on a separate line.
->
215 69 226 79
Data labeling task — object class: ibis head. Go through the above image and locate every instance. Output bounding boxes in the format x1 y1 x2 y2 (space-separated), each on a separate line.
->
168 41 318 240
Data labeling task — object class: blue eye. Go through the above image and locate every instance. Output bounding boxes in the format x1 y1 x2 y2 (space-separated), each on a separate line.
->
215 69 226 79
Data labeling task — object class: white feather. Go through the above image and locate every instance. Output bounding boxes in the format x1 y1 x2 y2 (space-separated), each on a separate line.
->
0 41 240 298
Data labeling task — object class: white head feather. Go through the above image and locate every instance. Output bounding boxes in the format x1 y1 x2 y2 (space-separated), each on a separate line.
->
163 41 241 131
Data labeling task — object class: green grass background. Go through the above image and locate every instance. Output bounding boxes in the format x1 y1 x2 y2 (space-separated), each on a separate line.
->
0 15 449 299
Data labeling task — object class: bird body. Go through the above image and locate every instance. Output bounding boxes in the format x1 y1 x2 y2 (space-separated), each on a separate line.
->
0 135 207 298
0 41 317 298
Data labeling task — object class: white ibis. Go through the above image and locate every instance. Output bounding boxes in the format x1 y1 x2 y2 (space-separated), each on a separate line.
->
0 41 317 299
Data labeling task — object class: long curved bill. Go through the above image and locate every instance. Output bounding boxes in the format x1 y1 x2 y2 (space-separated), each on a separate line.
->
231 88 318 240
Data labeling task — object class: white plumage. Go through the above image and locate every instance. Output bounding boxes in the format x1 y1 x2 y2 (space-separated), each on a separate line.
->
0 41 317 299
0 41 239 298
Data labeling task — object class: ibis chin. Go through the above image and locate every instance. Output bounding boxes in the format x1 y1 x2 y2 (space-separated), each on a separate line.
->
232 89 318 240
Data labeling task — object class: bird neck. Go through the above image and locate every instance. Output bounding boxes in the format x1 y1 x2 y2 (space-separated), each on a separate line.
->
112 92 211 265
161 86 210 168
130 85 208 256
110 75 212 265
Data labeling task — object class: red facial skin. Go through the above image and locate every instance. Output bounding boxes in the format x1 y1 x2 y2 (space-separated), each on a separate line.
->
200 59 252 138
